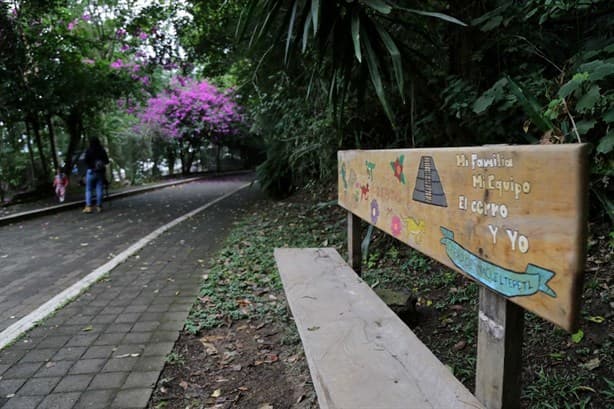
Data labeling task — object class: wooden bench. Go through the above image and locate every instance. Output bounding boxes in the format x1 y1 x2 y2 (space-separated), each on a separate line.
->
275 145 589 409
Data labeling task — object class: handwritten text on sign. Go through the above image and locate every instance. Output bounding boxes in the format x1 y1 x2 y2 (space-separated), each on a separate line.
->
338 145 589 332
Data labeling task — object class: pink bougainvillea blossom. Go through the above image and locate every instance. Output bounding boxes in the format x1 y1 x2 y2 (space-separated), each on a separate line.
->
138 79 244 143
67 18 79 30
120 44 130 52
110 59 124 69
138 31 148 40
81 13 91 22
81 58 95 65
115 28 126 38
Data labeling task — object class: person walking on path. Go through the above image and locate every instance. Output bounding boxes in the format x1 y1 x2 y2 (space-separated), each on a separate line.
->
83 136 109 214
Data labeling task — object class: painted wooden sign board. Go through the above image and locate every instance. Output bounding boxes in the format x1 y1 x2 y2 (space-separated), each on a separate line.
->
338 144 589 332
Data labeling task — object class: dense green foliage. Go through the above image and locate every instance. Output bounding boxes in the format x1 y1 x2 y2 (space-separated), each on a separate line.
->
179 0 613 222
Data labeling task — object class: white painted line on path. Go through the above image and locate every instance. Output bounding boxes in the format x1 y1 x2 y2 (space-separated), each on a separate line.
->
0 182 252 350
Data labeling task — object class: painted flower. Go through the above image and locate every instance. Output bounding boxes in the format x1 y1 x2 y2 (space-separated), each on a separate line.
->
370 199 380 224
390 155 406 184
391 215 402 237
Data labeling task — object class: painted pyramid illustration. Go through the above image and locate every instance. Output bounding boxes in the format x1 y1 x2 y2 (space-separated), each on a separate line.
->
412 156 448 207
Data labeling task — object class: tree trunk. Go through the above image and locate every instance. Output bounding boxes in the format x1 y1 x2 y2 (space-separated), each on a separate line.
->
46 114 59 172
30 115 50 180
62 108 83 173
216 143 221 173
25 121 37 185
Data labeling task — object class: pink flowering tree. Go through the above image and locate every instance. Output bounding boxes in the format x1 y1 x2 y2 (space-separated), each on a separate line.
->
138 78 244 174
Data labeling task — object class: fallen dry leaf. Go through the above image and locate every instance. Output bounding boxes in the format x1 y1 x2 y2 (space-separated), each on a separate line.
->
453 340 467 351
179 380 189 390
258 404 273 409
211 389 221 398
238 386 249 391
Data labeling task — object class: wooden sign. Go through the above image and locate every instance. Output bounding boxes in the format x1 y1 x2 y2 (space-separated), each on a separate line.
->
338 145 589 332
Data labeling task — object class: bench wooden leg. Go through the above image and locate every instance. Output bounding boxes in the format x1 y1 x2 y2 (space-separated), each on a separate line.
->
347 212 362 276
476 287 524 409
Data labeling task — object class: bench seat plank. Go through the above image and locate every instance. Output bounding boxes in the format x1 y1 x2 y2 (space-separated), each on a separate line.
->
274 248 485 409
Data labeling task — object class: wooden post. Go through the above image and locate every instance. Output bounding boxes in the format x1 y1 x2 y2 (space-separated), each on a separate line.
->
347 212 362 276
475 287 524 409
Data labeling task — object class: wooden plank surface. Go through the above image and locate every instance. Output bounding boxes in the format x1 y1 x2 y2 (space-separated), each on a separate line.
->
274 247 485 409
338 145 589 331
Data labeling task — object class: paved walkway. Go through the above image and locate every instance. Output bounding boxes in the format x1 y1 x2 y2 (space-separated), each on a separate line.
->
0 176 263 408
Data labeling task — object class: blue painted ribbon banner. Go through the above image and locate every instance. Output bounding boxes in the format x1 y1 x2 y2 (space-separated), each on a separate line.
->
440 227 556 298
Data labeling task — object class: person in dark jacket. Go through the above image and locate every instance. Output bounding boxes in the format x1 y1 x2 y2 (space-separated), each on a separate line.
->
83 136 110 213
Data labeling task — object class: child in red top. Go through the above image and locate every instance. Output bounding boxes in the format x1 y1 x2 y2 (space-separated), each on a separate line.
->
53 168 69 203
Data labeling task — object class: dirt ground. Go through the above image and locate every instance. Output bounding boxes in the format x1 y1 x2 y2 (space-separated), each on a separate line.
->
148 319 317 409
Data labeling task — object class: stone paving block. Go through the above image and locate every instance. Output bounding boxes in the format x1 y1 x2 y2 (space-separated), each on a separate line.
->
101 357 137 373
0 364 9 376
33 361 74 378
2 362 42 379
90 314 117 325
74 389 115 409
69 316 95 326
19 348 57 363
0 378 26 395
158 320 185 331
81 346 115 360
68 359 106 375
110 344 143 357
144 304 169 313
100 307 124 316
122 371 159 390
133 356 166 373
87 372 127 390
37 392 80 409
53 347 86 362
0 395 43 409
159 312 186 323
38 336 70 349
111 388 152 408
121 332 152 345
123 305 148 314
149 331 179 343
53 375 93 393
92 333 124 347
104 323 132 334
18 376 61 395
65 334 98 348
113 313 141 324
0 351 26 366
53 326 86 336
131 321 159 332
138 312 163 322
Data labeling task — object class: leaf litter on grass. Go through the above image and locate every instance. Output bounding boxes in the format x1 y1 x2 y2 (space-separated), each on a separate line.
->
148 187 613 409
